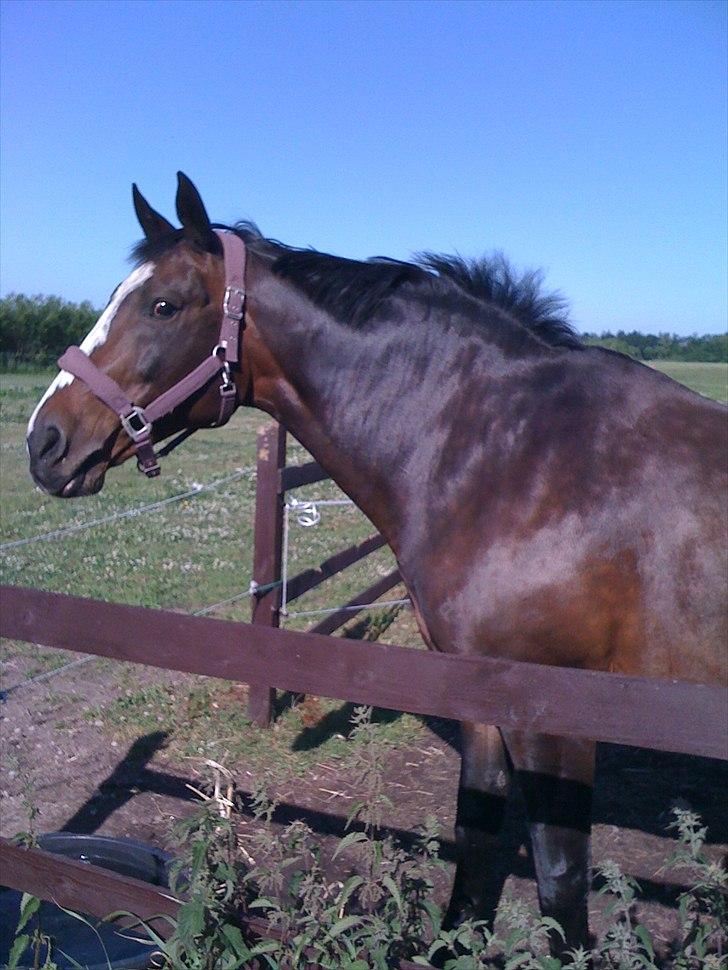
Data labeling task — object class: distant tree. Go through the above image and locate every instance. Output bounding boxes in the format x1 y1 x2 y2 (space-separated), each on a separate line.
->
1 293 725 366
0 293 99 367
581 330 727 362
583 335 638 357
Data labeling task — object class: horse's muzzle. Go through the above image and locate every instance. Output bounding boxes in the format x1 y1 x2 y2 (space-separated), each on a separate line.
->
27 420 105 497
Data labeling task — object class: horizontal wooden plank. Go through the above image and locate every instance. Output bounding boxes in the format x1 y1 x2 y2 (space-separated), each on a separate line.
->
280 460 328 492
0 840 432 969
285 533 387 603
1 585 726 759
0 838 180 935
309 569 403 636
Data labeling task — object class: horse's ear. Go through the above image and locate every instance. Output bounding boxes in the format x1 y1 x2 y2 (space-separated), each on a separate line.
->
175 172 218 251
132 184 175 241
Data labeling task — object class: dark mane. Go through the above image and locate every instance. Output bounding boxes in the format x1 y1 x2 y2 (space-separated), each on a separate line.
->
132 221 581 350
415 252 578 349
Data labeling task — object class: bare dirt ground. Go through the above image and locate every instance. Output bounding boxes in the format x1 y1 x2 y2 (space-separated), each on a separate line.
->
1 606 726 963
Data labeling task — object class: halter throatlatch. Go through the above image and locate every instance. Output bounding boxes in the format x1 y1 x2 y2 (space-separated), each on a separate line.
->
57 230 246 478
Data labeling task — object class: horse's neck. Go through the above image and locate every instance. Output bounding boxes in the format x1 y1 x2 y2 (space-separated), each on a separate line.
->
247 279 460 545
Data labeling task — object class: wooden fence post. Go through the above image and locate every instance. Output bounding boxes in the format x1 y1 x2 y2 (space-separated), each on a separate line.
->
248 421 287 726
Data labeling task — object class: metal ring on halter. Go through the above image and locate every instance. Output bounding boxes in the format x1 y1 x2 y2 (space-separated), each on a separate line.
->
121 405 152 442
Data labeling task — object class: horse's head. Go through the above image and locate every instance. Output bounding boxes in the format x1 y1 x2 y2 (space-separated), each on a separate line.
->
27 174 249 497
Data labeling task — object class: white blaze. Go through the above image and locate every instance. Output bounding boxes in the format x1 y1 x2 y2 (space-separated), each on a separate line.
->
27 262 155 436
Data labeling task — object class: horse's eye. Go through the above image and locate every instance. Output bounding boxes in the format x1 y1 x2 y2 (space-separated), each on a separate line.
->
152 300 178 318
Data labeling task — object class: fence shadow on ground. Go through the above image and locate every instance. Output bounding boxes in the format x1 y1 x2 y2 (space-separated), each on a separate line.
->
59 731 192 834
55 724 726 917
291 700 404 751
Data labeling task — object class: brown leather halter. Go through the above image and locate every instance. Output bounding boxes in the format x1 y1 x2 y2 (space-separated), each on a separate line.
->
57 230 246 478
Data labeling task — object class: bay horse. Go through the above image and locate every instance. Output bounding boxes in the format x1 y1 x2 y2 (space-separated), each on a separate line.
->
27 174 727 954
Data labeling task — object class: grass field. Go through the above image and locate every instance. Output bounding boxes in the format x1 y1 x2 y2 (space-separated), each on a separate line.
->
0 372 397 623
1 370 411 771
649 361 727 402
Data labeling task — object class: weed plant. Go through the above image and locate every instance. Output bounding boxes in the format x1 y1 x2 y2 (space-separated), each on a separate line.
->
107 709 726 970
7 760 113 970
7 737 726 968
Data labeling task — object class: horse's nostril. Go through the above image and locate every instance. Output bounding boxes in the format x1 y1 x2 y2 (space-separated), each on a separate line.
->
39 424 61 459
30 422 68 468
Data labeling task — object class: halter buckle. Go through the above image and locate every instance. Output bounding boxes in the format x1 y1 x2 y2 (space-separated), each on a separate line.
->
220 359 233 390
121 405 152 442
223 286 245 320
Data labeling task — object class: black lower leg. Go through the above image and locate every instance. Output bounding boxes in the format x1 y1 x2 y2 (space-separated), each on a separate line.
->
514 746 595 955
445 723 512 927
527 819 592 953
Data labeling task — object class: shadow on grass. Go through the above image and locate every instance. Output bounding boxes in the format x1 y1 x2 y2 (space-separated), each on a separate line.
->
291 701 404 751
60 731 195 834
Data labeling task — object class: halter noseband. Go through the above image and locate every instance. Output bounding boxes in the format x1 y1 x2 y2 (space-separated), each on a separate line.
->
56 230 246 478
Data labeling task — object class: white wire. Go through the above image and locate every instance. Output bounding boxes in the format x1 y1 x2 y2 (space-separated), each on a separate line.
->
0 655 97 700
279 496 410 621
2 468 402 696
282 598 410 620
291 499 354 507
192 589 251 616
0 466 253 551
280 501 291 619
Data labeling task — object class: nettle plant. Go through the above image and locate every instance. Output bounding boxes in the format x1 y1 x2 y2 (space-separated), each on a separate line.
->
126 711 722 969
662 809 727 969
15 711 724 969
130 715 726 969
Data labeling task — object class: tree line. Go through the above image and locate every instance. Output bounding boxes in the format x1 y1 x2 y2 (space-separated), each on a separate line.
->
1 293 726 366
582 330 727 362
1 293 99 368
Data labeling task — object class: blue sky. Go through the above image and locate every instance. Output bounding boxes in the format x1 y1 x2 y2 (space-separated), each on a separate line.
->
1 0 725 335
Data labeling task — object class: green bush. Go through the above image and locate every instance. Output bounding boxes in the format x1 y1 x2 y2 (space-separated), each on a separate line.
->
582 331 728 362
0 294 100 367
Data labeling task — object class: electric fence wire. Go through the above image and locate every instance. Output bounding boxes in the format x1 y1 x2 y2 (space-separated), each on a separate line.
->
0 466 254 551
0 466 256 700
278 497 411 621
1 484 410 700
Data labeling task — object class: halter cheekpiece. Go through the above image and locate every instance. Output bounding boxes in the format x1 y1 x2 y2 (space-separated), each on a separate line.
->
57 230 246 478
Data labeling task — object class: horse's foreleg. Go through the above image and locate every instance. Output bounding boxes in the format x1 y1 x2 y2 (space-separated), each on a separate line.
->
504 731 596 954
445 722 513 927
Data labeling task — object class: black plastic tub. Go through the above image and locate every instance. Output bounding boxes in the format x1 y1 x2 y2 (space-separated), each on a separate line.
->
0 833 172 970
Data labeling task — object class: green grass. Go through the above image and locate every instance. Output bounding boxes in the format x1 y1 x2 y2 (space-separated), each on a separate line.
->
0 370 405 769
649 361 728 402
83 679 422 775
0 371 396 621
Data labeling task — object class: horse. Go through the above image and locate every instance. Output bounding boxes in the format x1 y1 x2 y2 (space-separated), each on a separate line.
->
26 173 728 954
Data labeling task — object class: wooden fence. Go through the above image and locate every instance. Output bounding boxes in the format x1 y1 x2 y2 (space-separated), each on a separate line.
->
247 423 401 725
1 430 726 963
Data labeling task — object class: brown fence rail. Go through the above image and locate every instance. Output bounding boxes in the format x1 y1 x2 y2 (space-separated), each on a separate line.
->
0 839 428 969
0 838 180 937
3 585 725 759
2 583 725 963
247 423 402 725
